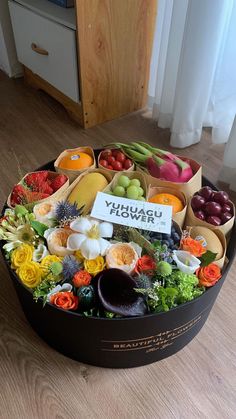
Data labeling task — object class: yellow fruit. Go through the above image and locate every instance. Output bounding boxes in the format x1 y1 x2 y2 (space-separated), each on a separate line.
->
68 172 109 214
189 226 224 260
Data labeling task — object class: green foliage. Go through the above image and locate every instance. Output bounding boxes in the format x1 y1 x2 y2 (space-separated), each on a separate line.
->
135 270 205 313
200 250 217 267
30 220 48 237
33 280 57 306
156 261 172 277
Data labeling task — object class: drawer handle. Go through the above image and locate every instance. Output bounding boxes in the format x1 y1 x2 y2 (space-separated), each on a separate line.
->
31 43 49 56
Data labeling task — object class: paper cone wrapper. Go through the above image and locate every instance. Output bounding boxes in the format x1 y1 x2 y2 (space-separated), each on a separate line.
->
185 200 235 239
7 171 69 209
137 157 202 200
187 226 226 269
98 151 135 177
147 186 187 228
54 146 96 182
59 168 113 215
103 170 147 199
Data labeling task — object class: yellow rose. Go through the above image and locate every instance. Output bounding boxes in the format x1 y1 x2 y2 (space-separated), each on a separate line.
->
84 256 106 276
74 250 84 263
17 261 42 288
11 244 34 269
40 254 62 279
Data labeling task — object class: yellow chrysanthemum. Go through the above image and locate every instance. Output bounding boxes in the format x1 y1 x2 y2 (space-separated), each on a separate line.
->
84 256 106 276
11 243 34 269
17 261 42 289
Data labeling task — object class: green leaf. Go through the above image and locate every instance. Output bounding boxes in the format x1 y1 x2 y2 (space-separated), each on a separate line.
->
30 220 48 237
200 250 217 267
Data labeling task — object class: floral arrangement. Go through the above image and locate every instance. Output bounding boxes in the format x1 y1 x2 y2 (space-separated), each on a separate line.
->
0 142 232 319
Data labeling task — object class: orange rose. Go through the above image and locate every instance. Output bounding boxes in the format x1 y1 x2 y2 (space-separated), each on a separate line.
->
135 255 156 275
50 291 78 310
73 270 92 288
180 237 206 257
196 263 221 287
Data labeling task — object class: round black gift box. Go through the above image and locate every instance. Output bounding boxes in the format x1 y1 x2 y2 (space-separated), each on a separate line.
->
1 157 236 368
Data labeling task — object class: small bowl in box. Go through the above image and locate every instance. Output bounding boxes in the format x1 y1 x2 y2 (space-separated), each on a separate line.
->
7 170 69 209
138 156 202 200
147 186 187 228
54 146 96 182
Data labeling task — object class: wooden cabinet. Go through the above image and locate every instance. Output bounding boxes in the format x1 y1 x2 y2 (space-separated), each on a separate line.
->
9 0 157 128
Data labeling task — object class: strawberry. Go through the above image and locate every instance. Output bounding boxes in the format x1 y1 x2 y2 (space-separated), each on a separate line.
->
10 184 27 206
39 181 53 195
50 174 68 192
24 171 49 190
26 191 50 203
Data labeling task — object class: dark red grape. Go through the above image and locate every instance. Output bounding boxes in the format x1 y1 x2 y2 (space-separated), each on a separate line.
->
213 191 229 205
198 186 213 201
205 201 222 215
206 215 221 226
194 210 205 221
221 203 232 214
221 212 232 224
191 195 206 210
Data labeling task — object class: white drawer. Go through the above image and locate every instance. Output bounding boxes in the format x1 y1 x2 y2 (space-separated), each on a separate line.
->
9 0 79 102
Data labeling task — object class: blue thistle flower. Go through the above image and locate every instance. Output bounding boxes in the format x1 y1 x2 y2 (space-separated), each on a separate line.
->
55 200 81 223
62 255 81 282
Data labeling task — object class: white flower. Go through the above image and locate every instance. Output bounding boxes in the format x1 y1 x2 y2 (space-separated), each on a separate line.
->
47 283 72 302
33 202 56 227
67 216 113 260
33 243 49 262
172 250 201 274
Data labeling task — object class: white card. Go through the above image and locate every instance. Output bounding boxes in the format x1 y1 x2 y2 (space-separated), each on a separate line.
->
90 192 172 234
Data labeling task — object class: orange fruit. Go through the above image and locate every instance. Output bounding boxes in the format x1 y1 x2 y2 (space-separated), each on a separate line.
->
58 152 93 170
148 193 184 214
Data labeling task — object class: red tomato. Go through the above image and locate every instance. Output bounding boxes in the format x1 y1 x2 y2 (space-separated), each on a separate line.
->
116 151 126 163
107 156 116 165
107 165 114 170
112 149 120 158
112 161 123 171
99 159 108 168
100 149 112 160
123 159 133 170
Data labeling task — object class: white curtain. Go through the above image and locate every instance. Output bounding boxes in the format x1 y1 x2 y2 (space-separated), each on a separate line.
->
149 0 236 149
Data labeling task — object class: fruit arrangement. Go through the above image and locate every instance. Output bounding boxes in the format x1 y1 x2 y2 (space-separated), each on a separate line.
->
191 186 234 226
106 142 194 182
1 142 234 320
67 171 110 214
148 192 184 214
108 174 145 200
9 171 68 207
99 149 134 172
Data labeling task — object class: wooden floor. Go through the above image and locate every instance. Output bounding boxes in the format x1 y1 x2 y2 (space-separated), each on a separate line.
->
0 71 236 419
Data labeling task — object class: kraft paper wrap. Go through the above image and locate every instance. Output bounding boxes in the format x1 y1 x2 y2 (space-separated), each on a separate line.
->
137 156 202 200
59 168 113 215
186 226 226 269
98 151 135 177
147 186 187 228
185 199 235 240
103 171 147 199
7 171 69 209
54 146 96 182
